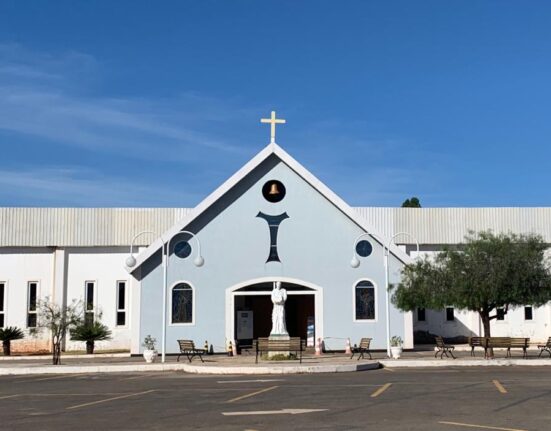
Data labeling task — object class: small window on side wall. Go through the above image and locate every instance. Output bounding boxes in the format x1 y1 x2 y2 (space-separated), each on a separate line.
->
355 280 375 320
27 282 38 328
0 282 5 328
417 308 426 322
172 283 193 324
116 281 126 326
524 306 533 321
496 307 505 321
445 307 454 322
85 281 95 325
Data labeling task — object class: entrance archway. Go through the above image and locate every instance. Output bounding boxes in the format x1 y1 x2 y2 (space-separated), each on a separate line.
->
225 277 324 351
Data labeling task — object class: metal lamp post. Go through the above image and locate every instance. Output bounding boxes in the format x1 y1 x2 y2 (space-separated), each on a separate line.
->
126 230 204 363
162 230 204 363
351 231 419 358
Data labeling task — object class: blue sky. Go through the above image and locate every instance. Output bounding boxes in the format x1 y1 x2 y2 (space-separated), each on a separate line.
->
0 1 550 207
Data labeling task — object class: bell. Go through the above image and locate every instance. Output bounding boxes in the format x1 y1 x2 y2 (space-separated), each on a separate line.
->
268 183 280 195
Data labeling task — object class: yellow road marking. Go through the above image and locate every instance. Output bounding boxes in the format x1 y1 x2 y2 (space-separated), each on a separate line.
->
383 367 395 372
439 421 526 431
226 386 278 403
492 380 507 394
0 394 19 400
17 373 87 383
370 383 392 398
66 389 156 410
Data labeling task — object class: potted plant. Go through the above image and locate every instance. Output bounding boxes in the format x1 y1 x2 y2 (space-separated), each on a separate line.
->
0 326 24 356
142 335 158 363
390 336 403 359
70 320 112 354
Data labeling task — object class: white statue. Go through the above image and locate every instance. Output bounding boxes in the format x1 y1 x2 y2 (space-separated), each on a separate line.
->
270 281 288 336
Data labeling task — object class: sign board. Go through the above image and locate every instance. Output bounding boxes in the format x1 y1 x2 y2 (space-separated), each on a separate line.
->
236 310 253 340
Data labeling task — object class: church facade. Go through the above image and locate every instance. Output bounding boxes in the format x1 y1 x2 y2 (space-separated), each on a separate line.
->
0 143 550 354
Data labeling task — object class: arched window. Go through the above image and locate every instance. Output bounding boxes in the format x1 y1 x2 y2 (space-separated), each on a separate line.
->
354 280 376 321
172 283 193 324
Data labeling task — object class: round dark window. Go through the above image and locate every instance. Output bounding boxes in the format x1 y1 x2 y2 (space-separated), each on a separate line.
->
262 180 286 203
356 240 373 258
174 241 192 259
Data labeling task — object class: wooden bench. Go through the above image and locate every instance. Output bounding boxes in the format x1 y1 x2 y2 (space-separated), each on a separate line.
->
485 337 530 358
177 339 206 363
435 336 456 359
537 337 551 358
350 338 372 360
254 337 305 364
468 337 486 357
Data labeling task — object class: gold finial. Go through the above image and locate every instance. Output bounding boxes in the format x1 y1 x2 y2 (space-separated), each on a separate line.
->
260 111 286 144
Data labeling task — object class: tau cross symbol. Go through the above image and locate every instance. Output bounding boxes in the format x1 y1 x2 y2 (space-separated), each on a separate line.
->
260 111 286 144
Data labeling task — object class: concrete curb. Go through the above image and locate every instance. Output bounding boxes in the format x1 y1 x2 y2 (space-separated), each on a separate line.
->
0 361 380 376
381 359 551 367
0 353 131 361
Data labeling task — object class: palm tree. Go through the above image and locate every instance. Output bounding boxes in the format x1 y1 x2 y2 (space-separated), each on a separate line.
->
70 321 112 354
0 327 24 356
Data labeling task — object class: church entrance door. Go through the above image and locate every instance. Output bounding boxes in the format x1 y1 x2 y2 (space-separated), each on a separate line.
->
230 280 318 352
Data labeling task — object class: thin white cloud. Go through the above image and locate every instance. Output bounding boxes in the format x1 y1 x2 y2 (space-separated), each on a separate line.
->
0 44 254 161
0 167 198 206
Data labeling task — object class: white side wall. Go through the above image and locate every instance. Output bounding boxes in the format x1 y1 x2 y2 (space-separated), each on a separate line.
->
65 247 131 351
0 246 132 353
0 248 54 352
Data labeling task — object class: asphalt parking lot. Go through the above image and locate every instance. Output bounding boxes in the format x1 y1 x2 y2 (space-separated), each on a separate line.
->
1 367 550 430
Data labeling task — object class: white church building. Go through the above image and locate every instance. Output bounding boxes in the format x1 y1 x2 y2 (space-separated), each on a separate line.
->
1 142 550 355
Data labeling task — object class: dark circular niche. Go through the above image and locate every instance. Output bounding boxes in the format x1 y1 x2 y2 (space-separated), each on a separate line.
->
356 240 373 258
262 180 286 203
174 241 192 259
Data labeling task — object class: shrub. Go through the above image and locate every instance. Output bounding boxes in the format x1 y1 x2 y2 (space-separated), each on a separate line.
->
70 321 112 354
0 326 24 356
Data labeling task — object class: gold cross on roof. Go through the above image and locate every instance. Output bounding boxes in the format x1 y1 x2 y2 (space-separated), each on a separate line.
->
260 111 286 144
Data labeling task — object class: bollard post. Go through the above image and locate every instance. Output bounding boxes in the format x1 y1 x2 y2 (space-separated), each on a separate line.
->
315 337 322 356
345 338 352 355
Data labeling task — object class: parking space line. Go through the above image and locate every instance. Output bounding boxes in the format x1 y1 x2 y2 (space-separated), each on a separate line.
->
492 380 507 394
119 373 166 381
66 389 156 410
0 394 19 400
217 379 284 384
438 420 526 431
16 373 87 383
226 386 278 403
370 383 392 398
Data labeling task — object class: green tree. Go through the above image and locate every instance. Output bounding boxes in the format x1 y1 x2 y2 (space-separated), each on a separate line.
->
392 231 551 338
0 326 24 356
70 320 112 354
401 197 421 208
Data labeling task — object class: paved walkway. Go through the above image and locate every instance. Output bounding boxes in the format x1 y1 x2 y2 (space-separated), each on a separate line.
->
0 348 549 375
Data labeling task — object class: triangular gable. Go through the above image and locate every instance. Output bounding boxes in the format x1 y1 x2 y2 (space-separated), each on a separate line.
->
127 143 412 273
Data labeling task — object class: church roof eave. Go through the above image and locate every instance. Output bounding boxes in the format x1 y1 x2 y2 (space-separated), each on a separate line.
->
125 143 412 274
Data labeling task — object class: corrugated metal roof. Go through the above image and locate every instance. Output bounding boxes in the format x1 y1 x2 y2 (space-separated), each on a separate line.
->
0 207 549 247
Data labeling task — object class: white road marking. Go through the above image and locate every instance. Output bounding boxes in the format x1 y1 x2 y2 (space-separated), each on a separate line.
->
66 389 156 410
217 379 284 384
226 386 278 403
0 394 19 400
438 421 526 431
222 408 328 416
